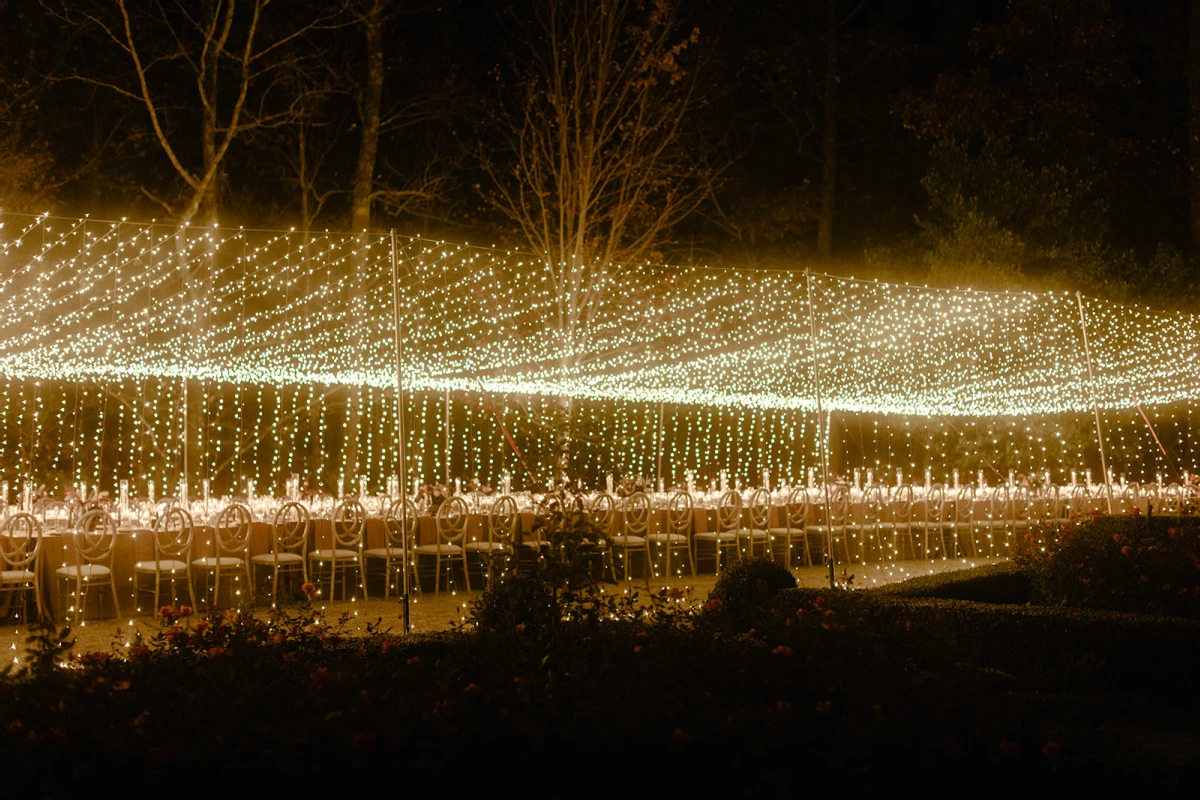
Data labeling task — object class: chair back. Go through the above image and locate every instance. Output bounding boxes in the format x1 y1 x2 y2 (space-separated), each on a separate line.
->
534 492 562 518
748 488 770 530
1184 484 1200 516
622 491 651 537
271 502 310 555
152 507 194 561
214 503 253 556
1069 484 1089 517
890 484 913 525
0 512 42 571
812 485 848 526
1162 483 1184 514
1012 485 1031 524
330 499 366 548
715 489 743 533
590 492 616 534
487 495 518 549
786 486 809 528
1042 484 1062 522
860 485 884 525
668 490 693 536
954 485 975 522
435 496 468 545
989 485 1010 525
384 497 418 550
925 484 946 524
74 508 119 565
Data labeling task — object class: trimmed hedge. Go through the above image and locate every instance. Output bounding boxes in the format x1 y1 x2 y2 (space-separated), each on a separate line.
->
871 562 1032 604
774 587 1200 698
1014 516 1200 618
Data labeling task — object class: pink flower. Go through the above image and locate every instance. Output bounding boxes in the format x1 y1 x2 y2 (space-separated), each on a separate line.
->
301 582 318 601
177 606 193 618
157 605 174 618
703 598 723 612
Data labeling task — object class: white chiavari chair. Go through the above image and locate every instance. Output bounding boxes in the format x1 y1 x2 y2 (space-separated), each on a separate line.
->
135 506 196 611
56 508 121 624
193 503 254 610
910 484 945 560
365 497 417 599
736 488 772 560
415 496 470 595
611 491 651 585
949 485 977 558
252 501 310 605
647 490 695 579
465 494 516 586
978 485 1009 558
1 512 43 622
693 489 741 574
1184 484 1200 516
589 492 618 582
806 486 850 564
885 484 915 560
1041 484 1064 524
307 499 368 601
849 485 884 562
769 486 810 568
1011 485 1032 537
1161 483 1184 516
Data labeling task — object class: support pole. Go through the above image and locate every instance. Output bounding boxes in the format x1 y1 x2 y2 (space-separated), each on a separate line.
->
390 230 411 634
806 269 836 587
1076 291 1113 514
656 400 665 491
444 387 451 486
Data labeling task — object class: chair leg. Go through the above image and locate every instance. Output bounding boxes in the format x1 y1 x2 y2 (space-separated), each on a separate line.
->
110 575 121 621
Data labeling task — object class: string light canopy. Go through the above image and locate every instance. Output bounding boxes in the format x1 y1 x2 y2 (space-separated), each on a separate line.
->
1 212 1198 418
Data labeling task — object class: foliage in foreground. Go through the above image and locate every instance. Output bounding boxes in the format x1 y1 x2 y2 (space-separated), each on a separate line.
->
1012 516 1200 619
4 496 1200 792
872 561 1032 604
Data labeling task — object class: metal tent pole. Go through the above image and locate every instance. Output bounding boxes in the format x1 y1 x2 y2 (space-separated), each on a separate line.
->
445 388 451 486
656 400 665 491
390 230 411 633
1075 292 1113 514
806 269 836 587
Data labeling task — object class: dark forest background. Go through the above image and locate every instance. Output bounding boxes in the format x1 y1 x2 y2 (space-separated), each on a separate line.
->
2 0 1198 309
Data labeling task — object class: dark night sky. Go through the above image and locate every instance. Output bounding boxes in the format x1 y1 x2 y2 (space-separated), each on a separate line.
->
1 0 1195 306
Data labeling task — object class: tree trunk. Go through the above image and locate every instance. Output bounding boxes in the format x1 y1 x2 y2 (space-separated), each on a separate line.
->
817 0 838 260
351 1 385 233
1190 0 1200 262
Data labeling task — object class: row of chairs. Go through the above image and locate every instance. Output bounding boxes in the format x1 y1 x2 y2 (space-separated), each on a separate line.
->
0 493 532 623
591 489 813 584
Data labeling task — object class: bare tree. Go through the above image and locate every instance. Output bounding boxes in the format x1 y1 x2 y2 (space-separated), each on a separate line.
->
346 0 456 232
53 0 342 225
1191 0 1200 263
476 0 717 472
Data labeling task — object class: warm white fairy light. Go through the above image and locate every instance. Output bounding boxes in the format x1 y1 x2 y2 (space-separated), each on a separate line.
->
1 213 1197 415
0 212 1195 495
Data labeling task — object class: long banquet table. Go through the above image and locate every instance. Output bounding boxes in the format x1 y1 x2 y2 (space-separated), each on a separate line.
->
20 485 1161 620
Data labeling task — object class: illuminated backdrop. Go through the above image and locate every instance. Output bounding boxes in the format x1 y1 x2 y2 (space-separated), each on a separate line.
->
0 213 1196 495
